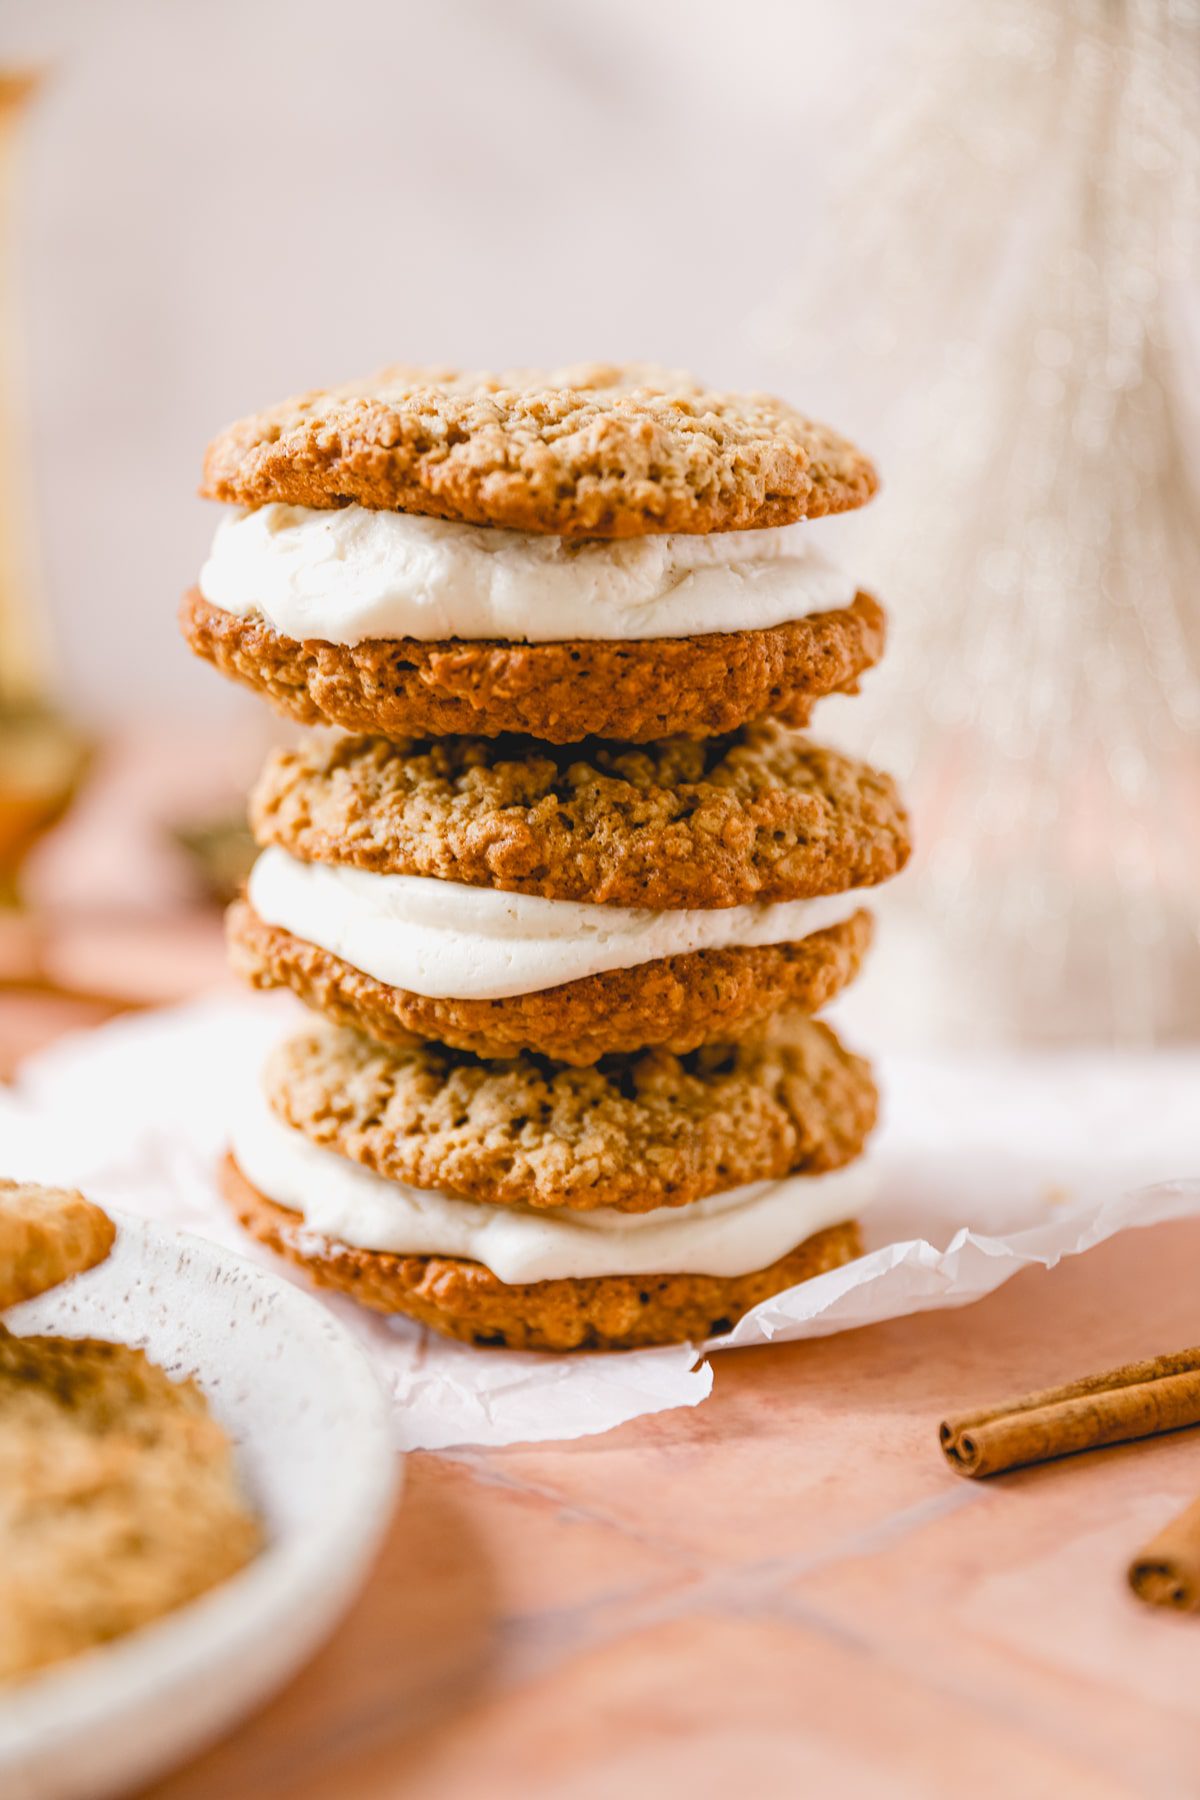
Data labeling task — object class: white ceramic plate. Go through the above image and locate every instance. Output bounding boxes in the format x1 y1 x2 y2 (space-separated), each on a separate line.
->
0 1212 398 1800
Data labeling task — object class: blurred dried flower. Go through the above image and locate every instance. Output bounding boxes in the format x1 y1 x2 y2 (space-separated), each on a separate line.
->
755 0 1200 1045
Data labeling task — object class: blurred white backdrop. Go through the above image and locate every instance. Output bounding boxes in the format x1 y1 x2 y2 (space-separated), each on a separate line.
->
5 0 904 724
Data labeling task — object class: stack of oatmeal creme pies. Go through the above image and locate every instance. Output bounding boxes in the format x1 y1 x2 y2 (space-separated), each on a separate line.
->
181 364 910 1352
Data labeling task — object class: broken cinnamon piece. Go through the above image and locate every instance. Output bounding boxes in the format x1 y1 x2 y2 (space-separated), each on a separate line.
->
940 1348 1200 1478
1129 1498 1200 1611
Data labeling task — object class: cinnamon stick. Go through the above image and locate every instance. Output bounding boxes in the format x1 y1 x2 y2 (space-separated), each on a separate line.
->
940 1348 1200 1478
1129 1498 1200 1611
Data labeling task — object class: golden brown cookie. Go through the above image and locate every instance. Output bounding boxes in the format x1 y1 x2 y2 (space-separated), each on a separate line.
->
200 363 878 538
264 1012 877 1215
228 897 872 1064
250 726 911 911
0 1179 116 1313
222 1153 862 1351
0 1330 260 1680
179 587 885 746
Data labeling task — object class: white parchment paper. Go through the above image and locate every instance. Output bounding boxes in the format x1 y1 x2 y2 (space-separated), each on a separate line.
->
1 996 1198 1450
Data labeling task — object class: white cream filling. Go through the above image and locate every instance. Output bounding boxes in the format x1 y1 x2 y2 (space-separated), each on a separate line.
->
231 1085 873 1283
198 503 858 644
247 847 863 1001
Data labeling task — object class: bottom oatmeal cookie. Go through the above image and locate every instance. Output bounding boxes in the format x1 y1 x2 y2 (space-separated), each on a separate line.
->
221 1154 863 1352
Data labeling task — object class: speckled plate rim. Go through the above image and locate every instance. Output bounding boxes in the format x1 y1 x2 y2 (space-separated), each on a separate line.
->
0 1211 399 1800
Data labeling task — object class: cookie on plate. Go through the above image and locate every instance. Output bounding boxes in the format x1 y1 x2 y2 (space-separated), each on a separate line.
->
0 1179 116 1313
183 363 883 743
230 725 908 1061
0 1331 261 1681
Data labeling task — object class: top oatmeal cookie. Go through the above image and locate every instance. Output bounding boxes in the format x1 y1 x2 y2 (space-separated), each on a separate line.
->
200 363 878 537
